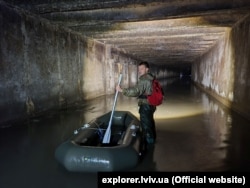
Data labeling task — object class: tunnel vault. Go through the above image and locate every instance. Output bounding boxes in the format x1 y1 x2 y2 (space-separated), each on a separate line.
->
4 0 250 68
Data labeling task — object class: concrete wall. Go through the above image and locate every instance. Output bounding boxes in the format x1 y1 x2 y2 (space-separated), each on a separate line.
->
192 14 250 120
0 2 139 126
231 14 250 119
0 3 83 125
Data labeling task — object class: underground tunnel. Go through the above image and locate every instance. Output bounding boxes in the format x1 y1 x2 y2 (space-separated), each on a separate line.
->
1 0 250 124
1 0 250 187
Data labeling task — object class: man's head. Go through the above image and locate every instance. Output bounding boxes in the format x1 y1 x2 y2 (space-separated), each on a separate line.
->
138 61 149 76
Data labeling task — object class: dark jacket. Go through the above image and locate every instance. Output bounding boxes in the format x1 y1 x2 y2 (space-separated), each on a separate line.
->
122 73 154 105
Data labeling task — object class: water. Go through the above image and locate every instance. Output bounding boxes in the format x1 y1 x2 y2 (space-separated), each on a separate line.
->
1 76 250 188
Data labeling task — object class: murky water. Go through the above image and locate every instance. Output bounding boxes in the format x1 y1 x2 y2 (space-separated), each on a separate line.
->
1 76 250 188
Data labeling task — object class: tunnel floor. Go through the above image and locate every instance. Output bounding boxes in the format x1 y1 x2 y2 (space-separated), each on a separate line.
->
1 76 250 188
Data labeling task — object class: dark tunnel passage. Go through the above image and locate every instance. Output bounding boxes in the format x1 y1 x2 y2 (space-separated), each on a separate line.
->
1 1 250 188
1 0 250 125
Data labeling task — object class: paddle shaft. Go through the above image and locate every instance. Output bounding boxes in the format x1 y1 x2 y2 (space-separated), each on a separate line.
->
102 74 123 143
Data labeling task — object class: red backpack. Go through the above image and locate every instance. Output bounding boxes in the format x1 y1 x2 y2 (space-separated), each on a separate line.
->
147 79 164 106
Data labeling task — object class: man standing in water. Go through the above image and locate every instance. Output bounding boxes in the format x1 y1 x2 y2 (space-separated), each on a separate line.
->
116 61 156 145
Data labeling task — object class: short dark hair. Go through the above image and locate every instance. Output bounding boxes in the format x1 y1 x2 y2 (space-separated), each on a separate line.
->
139 61 149 68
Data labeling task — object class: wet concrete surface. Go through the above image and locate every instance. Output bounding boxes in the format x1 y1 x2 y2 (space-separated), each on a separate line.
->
1 76 250 188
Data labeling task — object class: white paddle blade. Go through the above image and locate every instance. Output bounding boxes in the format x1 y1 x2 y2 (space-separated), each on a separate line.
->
102 127 111 144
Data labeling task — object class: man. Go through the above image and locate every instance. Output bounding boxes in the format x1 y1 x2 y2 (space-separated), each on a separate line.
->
116 61 156 145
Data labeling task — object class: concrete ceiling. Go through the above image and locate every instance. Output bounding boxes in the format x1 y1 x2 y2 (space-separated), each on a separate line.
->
5 0 250 69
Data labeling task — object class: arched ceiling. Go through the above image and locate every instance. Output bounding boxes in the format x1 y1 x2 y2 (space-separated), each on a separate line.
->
4 0 250 69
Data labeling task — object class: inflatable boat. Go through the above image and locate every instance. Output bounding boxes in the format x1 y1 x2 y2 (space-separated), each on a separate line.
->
55 111 144 172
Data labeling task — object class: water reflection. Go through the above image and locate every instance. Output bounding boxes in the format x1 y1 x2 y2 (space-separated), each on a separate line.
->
1 76 250 188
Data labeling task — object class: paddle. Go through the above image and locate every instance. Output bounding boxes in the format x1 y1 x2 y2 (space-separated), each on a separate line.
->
102 73 123 144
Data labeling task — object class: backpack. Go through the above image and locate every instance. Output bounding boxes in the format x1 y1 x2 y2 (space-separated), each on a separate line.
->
147 79 164 106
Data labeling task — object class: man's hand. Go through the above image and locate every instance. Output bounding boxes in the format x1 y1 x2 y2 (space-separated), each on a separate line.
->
116 85 123 92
